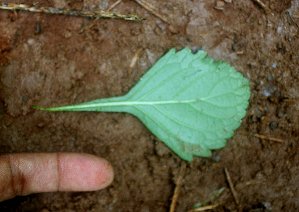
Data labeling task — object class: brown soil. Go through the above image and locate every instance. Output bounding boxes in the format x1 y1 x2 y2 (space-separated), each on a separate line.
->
1 0 299 211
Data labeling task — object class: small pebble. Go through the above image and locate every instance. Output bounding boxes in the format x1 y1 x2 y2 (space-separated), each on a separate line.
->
191 47 203 54
168 25 179 34
262 201 273 211
215 1 225 10
27 38 35 45
186 37 193 42
232 41 245 53
37 122 45 127
261 83 277 97
35 24 41 34
211 153 221 162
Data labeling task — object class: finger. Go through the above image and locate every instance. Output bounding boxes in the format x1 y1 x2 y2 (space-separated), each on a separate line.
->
0 153 114 202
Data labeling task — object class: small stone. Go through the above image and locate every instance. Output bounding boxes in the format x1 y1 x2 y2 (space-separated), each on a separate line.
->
168 25 179 34
27 38 35 45
64 31 72 38
262 201 272 211
186 37 193 42
211 152 221 162
75 70 84 80
215 1 225 10
37 122 45 127
191 47 203 54
261 83 277 97
232 40 245 54
35 24 41 34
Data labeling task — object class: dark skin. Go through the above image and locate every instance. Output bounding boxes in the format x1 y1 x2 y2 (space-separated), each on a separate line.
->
0 153 114 202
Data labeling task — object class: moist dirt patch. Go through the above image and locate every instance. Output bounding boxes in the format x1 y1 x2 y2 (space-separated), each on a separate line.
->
1 0 298 211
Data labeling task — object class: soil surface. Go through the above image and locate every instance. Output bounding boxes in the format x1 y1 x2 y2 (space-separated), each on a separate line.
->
1 0 299 211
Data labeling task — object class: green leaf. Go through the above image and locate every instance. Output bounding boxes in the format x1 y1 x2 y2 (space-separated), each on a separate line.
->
34 48 251 161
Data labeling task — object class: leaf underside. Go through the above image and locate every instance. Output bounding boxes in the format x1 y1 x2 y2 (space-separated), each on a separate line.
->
35 48 251 161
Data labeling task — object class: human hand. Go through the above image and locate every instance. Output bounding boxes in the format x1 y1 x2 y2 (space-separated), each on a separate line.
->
0 153 114 202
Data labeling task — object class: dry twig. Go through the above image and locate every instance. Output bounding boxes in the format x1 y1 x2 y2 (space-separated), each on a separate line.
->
283 98 297 102
135 0 170 24
224 167 239 205
129 47 143 73
251 0 270 14
254 134 284 143
238 131 284 143
0 2 144 21
188 204 219 212
107 0 124 11
79 0 124 33
169 162 186 212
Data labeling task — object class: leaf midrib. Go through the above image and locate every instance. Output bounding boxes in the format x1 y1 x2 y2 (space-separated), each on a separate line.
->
46 99 201 110
44 85 245 111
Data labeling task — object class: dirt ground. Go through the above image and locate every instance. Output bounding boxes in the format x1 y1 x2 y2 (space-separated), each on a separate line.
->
0 0 299 211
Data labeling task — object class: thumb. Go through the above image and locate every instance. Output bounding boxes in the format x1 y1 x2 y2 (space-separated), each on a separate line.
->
0 153 114 202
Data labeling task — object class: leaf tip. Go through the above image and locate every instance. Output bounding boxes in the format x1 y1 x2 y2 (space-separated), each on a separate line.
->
32 105 46 110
